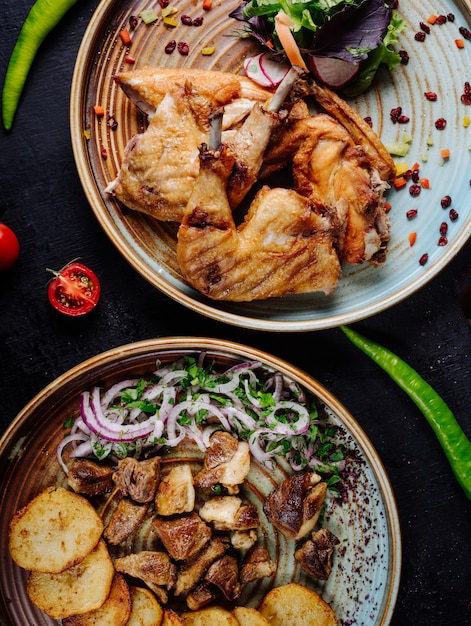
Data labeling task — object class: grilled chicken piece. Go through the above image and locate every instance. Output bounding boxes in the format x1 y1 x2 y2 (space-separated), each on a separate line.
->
239 546 277 585
177 143 342 301
230 529 258 551
112 457 160 504
186 581 221 611
295 527 340 580
205 555 241 601
193 432 251 493
67 459 114 496
263 473 327 541
156 464 195 516
153 512 212 561
199 496 260 531
114 551 176 604
103 496 149 545
108 67 274 222
174 535 230 597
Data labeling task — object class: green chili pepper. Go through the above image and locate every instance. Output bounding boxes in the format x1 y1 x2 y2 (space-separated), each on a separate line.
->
341 325 471 500
2 0 79 131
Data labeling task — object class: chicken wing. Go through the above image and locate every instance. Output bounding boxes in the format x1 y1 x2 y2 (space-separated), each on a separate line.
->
176 142 342 301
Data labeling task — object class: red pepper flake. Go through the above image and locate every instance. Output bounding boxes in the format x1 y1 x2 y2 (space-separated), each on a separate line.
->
124 55 136 64
390 106 403 123
408 232 417 246
409 184 421 197
427 14 438 24
406 209 418 219
419 253 429 265
101 147 108 160
456 39 465 49
93 105 105 117
420 178 430 189
120 29 132 45
394 176 407 189
459 26 471 39
424 91 437 101
178 41 190 55
414 31 426 41
441 195 452 208
439 222 448 235
384 202 392 213
434 117 446 130
438 236 448 246
449 208 459 221
202 0 213 9
165 40 176 54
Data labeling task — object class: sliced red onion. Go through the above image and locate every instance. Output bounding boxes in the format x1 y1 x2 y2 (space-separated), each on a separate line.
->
56 433 90 474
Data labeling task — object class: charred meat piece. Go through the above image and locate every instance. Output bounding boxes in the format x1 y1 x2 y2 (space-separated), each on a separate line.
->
193 432 251 492
153 512 211 561
239 545 277 585
67 459 114 496
103 496 149 545
114 551 176 604
174 535 230 597
295 527 340 580
113 456 160 503
186 581 221 611
205 555 241 601
230 529 258 551
263 473 327 541
199 496 260 531
155 464 195 516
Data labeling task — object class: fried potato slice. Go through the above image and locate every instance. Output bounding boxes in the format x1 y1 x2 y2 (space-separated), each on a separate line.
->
163 609 186 625
127 586 164 626
62 573 131 626
9 486 103 573
259 583 337 626
181 606 239 625
232 606 271 625
26 540 114 620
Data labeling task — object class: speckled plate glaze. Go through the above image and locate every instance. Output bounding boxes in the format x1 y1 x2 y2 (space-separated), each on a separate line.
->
71 0 471 332
0 338 401 625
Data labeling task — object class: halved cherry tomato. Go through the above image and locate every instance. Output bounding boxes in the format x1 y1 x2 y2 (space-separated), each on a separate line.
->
0 223 20 271
47 261 100 316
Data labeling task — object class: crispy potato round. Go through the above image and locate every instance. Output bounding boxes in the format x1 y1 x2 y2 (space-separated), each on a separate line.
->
232 606 271 625
62 573 131 626
163 609 186 625
9 487 103 573
259 583 338 626
26 540 114 620
181 606 240 625
127 586 164 626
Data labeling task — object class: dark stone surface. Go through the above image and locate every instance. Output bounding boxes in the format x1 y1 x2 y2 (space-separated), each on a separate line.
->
1 1 470 624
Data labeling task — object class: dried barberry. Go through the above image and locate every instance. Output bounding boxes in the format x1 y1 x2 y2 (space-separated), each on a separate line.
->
398 115 410 123
435 117 446 130
409 184 421 197
461 81 471 104
406 209 418 219
420 22 431 34
441 195 452 208
440 222 448 235
449 208 459 221
101 147 108 160
459 26 471 39
178 41 190 55
436 14 447 24
438 236 448 246
107 116 118 131
447 13 455 22
424 91 437 101
390 106 402 123
414 31 426 41
181 14 193 24
165 39 176 53
192 16 204 26
158 0 170 7
399 50 409 64
129 15 138 29
419 253 429 266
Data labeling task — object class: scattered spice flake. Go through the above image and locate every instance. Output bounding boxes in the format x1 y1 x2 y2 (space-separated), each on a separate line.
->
455 39 465 49
420 178 430 188
119 29 132 45
124 55 136 64
435 118 446 130
83 129 90 140
384 202 392 213
408 232 417 246
393 176 407 189
93 105 105 117
419 253 429 265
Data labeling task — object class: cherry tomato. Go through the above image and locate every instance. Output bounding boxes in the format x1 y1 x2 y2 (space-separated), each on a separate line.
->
0 223 20 271
47 261 100 316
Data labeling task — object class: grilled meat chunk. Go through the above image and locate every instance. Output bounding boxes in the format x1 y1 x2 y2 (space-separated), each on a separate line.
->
295 527 340 580
156 464 195 516
67 459 114 496
194 432 251 493
185 581 221 611
114 551 176 604
239 546 277 585
113 456 160 504
153 512 211 561
199 496 260 531
263 473 327 541
174 535 230 597
103 497 149 545
205 555 241 601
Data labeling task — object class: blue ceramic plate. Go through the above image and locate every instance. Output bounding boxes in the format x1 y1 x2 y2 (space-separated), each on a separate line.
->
71 0 471 330
0 338 401 625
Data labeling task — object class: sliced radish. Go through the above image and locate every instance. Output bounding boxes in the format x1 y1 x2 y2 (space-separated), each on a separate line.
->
244 52 290 88
308 55 360 89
